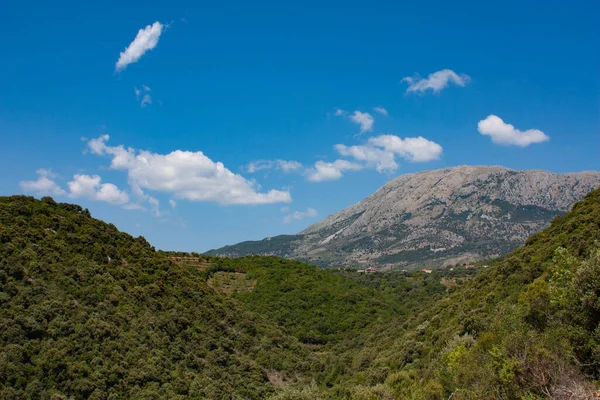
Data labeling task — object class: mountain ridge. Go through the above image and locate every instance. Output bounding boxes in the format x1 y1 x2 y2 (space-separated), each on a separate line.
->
207 165 600 268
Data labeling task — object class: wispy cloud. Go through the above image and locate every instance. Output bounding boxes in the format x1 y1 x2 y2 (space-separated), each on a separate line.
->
335 143 398 172
306 160 363 182
373 106 388 116
246 159 302 173
333 109 375 134
478 115 549 147
283 207 318 223
135 85 152 107
86 134 291 205
116 22 164 71
401 69 470 94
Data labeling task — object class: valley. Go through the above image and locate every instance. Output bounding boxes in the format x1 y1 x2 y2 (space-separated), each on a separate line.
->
1 187 600 398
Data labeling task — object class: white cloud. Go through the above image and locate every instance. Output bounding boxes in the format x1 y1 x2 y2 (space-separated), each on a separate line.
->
135 85 152 107
477 115 550 147
277 160 303 172
373 106 388 116
333 109 374 133
368 135 443 162
306 160 363 182
335 143 398 172
116 22 164 71
401 69 470 94
329 135 443 176
129 182 161 215
349 111 374 134
20 169 139 208
169 199 177 209
246 159 302 173
283 207 318 223
140 95 152 107
68 174 130 205
19 169 66 196
87 135 291 205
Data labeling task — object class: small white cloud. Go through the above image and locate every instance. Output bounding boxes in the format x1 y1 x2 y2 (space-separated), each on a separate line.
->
277 160 303 172
19 169 66 196
306 160 363 182
329 135 443 177
333 109 374 133
368 135 443 162
283 207 318 223
87 135 291 205
135 85 152 107
68 174 130 205
373 106 388 116
401 69 470 94
116 21 164 71
169 199 177 208
246 159 302 173
280 206 290 213
140 94 152 107
349 111 374 134
20 169 142 209
478 115 549 147
335 143 398 172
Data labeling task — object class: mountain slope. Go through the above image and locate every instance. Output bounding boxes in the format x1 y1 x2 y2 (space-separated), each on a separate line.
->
265 187 600 399
0 196 315 399
333 185 600 399
207 166 600 269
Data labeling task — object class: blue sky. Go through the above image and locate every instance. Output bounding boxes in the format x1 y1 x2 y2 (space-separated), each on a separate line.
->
1 0 598 252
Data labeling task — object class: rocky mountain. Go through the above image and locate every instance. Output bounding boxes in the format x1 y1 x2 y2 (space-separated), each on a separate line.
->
206 166 600 269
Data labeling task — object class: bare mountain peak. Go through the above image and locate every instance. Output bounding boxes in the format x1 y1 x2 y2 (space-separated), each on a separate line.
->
209 166 600 269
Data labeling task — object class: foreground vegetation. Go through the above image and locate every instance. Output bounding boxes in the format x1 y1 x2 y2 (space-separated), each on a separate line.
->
0 196 316 399
1 188 599 398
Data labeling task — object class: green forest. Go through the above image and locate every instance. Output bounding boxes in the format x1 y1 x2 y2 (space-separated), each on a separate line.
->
1 189 600 399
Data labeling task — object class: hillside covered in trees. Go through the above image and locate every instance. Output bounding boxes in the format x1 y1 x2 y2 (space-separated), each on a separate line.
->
0 196 317 399
1 189 600 399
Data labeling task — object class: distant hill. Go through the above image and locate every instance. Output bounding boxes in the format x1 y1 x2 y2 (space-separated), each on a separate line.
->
207 165 600 269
